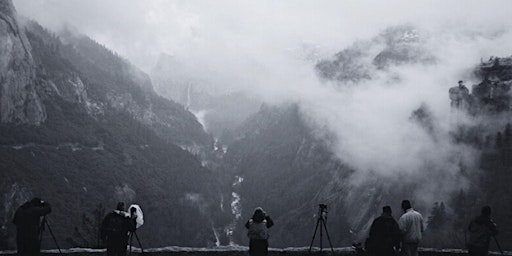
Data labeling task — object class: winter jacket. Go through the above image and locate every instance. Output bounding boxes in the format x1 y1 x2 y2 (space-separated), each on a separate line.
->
100 210 136 241
245 212 274 240
467 215 498 249
12 201 52 238
398 208 424 243
367 213 401 254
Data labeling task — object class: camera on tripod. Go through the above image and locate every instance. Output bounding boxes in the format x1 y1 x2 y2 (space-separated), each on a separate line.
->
318 204 328 220
309 203 334 256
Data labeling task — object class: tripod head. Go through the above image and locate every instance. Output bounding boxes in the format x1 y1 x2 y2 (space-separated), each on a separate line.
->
318 204 328 220
309 204 335 256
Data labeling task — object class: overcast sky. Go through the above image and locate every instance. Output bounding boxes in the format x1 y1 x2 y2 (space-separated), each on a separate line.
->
13 0 512 73
13 0 512 202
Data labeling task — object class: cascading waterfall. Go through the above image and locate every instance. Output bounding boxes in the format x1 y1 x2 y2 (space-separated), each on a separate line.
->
224 176 244 245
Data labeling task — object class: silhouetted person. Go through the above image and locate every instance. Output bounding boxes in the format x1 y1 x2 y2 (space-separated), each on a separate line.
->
366 206 400 256
101 202 136 256
12 198 52 256
467 206 498 256
398 200 424 256
245 207 274 256
449 80 470 109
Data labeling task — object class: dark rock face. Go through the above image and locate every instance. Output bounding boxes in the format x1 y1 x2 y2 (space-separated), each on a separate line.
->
315 25 435 84
0 0 45 124
470 56 512 114
0 1 227 250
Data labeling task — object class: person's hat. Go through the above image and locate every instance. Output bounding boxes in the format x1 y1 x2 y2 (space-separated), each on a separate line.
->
30 197 42 205
116 202 125 211
481 206 491 216
382 206 392 213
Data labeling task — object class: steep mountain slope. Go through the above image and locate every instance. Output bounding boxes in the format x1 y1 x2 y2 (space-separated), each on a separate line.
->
220 104 354 247
0 0 227 249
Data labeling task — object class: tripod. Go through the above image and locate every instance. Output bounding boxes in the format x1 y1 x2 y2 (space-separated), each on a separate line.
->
39 216 63 256
493 236 504 256
128 230 144 255
308 204 334 256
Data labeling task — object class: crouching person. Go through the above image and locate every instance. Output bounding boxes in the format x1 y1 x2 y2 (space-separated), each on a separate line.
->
246 207 274 256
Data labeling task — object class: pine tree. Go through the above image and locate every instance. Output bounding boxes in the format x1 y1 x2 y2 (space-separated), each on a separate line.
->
427 202 447 231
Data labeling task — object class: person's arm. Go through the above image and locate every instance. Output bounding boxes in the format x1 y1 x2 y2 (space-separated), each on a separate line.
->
126 216 137 232
488 220 498 236
368 219 377 239
392 220 401 250
27 202 52 217
265 216 274 228
420 214 424 233
245 219 251 229
12 208 21 225
38 202 52 216
398 216 407 234
100 214 110 240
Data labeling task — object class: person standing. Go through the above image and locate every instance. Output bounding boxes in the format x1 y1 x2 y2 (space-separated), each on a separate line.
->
245 207 274 256
12 198 52 256
366 206 400 256
398 200 424 256
449 80 470 109
467 206 499 256
101 202 136 256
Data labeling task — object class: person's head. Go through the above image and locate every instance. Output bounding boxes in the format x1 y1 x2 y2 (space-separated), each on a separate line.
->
382 206 392 215
252 207 266 222
401 200 412 211
116 202 125 211
458 80 465 87
481 206 491 217
30 197 43 206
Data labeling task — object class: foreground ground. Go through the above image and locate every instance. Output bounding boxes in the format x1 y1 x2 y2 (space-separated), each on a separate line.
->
0 246 510 255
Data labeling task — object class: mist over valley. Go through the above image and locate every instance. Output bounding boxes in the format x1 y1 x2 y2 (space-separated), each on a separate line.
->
2 0 512 252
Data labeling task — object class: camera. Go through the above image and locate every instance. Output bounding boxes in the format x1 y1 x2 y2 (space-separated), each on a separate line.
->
318 204 328 220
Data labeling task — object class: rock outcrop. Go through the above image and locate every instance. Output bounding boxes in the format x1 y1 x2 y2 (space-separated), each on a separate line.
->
0 0 45 125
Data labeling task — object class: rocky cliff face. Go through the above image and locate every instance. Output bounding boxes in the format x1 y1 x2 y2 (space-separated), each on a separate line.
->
0 0 44 124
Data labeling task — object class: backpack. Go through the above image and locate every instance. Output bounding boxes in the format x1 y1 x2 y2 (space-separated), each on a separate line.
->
104 213 125 236
247 220 268 240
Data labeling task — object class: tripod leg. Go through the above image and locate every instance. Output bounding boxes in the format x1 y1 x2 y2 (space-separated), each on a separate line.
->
493 236 504 256
309 218 321 254
44 218 64 256
134 231 144 253
321 220 335 256
129 233 133 255
319 220 323 252
39 218 45 245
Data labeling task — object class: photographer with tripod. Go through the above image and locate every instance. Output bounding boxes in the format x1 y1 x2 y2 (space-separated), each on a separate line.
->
467 206 499 256
245 207 274 256
101 202 136 256
12 197 52 256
